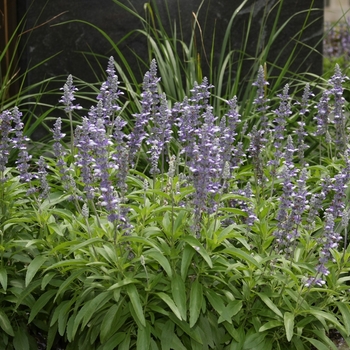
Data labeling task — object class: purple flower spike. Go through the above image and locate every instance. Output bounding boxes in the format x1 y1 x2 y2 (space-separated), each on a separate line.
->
59 74 82 113
269 84 291 171
274 137 303 256
189 77 213 107
97 56 123 125
37 156 50 200
328 64 348 150
11 107 32 182
220 97 241 169
0 110 14 176
176 77 214 160
252 65 270 127
188 106 223 232
295 84 313 163
74 117 95 200
147 92 172 174
316 212 341 277
128 59 161 166
314 91 330 137
90 118 121 223
248 125 267 185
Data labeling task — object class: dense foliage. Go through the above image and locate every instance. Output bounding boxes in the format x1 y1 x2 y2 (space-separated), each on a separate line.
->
0 55 350 350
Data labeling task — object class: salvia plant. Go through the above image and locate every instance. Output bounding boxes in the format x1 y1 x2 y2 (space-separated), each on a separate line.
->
1 56 350 350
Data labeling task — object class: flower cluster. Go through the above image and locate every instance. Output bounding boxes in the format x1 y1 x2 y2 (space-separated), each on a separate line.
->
146 92 172 174
269 84 292 172
59 74 82 113
252 65 270 128
128 59 161 165
0 108 32 182
328 64 348 150
324 21 350 59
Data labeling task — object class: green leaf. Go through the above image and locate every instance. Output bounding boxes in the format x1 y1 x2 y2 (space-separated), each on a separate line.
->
45 259 89 272
168 314 203 344
257 293 283 318
66 314 75 343
137 324 150 350
258 320 283 332
292 337 306 350
302 308 346 333
205 289 225 314
100 303 123 343
0 267 7 292
181 244 195 280
0 310 14 336
108 278 140 291
160 320 174 350
197 315 215 348
54 269 88 302
218 300 243 324
335 301 350 336
68 237 104 254
144 250 172 277
223 247 260 268
50 299 72 328
102 332 126 350
311 330 338 350
127 284 146 327
284 312 294 342
155 292 182 320
58 301 72 336
305 337 330 350
120 235 162 252
172 273 187 321
243 332 266 349
25 255 47 287
29 289 56 323
118 332 131 350
173 210 187 237
161 320 187 350
57 298 76 337
189 279 202 328
81 291 112 328
13 327 29 350
162 211 171 235
47 322 58 350
41 271 56 289
182 236 213 268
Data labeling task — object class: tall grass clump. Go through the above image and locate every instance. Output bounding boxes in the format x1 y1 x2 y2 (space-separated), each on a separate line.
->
0 55 350 349
56 0 322 134
0 2 72 149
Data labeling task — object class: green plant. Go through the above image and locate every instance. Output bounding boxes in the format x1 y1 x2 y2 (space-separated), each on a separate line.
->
0 55 350 349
